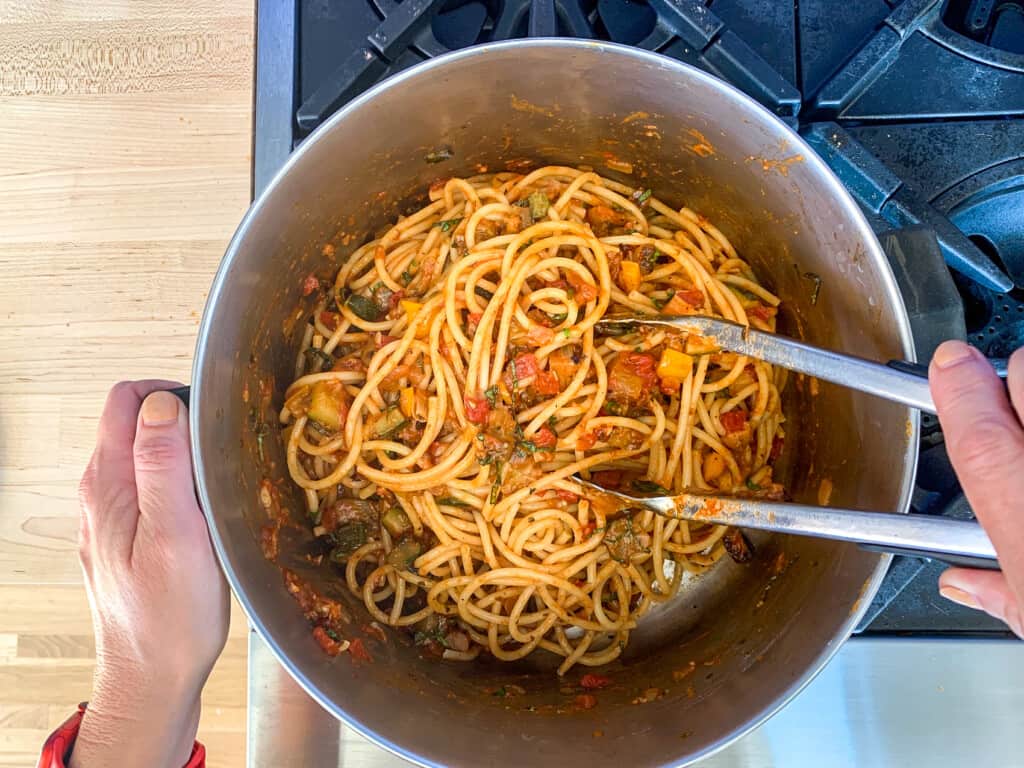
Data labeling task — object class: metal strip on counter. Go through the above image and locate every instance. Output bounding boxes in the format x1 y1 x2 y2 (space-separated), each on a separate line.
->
248 632 1024 767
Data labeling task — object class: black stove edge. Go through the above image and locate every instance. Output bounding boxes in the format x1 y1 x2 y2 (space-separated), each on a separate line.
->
255 0 297 198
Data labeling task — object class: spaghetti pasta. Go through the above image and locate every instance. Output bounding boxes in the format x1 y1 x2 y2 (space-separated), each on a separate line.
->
281 165 787 673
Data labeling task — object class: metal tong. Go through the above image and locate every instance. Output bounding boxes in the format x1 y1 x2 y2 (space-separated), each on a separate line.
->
575 478 999 570
597 314 1008 414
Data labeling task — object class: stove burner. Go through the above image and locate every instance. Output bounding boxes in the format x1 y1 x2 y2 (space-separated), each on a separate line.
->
943 0 1024 53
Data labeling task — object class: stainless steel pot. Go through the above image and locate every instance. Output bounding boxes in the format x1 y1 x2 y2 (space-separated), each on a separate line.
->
192 40 918 767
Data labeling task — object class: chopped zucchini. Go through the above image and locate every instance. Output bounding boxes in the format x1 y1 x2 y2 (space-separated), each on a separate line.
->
385 539 423 569
308 380 347 431
382 507 412 537
373 406 408 438
329 523 369 563
346 294 384 322
527 191 549 220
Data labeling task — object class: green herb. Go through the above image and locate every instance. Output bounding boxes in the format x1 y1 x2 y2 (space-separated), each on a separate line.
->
424 147 453 164
547 312 567 324
548 414 557 427
309 505 322 526
632 188 652 204
304 347 335 371
436 497 472 508
519 439 541 453
255 422 270 463
436 217 463 232
346 294 384 322
492 687 507 698
562 329 571 338
484 385 499 408
652 288 675 310
489 462 503 504
803 271 822 305
399 270 414 286
527 191 550 220
325 628 341 641
746 479 762 491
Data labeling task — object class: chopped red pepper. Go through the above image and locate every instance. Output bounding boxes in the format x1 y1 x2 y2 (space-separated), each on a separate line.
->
720 409 748 433
302 274 320 296
579 521 596 538
591 469 623 488
574 693 598 710
526 324 556 345
464 395 491 424
348 637 373 663
533 370 560 396
532 424 557 448
567 271 598 303
555 489 580 503
513 353 540 380
312 626 344 656
580 673 611 690
319 311 341 331
663 289 704 314
576 431 598 451
748 304 777 323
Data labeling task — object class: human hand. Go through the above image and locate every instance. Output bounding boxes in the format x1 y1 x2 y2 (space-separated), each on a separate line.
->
72 381 229 768
929 341 1024 637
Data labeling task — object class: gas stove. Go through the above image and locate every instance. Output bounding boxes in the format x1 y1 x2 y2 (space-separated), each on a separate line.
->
255 0 1024 636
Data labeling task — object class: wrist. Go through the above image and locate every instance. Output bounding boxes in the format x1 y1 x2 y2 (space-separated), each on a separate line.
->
69 666 201 768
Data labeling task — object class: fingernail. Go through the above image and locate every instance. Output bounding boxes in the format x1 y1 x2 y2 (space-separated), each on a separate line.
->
932 341 976 370
141 390 180 427
939 585 982 610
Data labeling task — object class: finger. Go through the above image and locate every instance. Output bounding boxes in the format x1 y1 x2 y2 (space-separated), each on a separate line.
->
929 341 1024 590
1007 347 1024 428
939 567 1023 637
132 390 205 547
80 380 184 563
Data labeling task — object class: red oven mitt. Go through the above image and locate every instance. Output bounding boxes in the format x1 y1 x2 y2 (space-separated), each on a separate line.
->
37 704 206 768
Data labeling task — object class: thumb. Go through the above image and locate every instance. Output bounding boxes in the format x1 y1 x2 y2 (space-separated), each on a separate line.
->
133 390 201 539
939 568 1023 638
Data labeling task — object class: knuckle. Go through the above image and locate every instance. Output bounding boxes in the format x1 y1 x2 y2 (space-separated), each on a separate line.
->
133 434 186 472
952 417 1021 482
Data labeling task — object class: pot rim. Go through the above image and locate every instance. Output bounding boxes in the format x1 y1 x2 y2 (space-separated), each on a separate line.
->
191 37 920 768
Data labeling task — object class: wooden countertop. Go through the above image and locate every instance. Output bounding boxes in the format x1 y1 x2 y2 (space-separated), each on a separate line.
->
0 2 255 765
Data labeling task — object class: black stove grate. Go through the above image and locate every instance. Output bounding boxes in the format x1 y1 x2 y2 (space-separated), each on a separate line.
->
255 0 1024 635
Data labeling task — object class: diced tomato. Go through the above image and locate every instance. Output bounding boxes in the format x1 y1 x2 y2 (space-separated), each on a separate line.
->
534 370 560 396
748 304 777 322
770 435 784 461
376 334 398 348
607 352 658 406
663 289 705 315
533 424 557 449
567 271 598 303
466 312 483 336
348 637 373 663
464 396 491 425
576 431 598 451
720 409 748 433
574 693 598 710
302 274 320 296
526 324 556 345
659 376 682 396
312 626 344 656
388 289 405 312
514 353 540 380
579 521 596 538
591 469 623 488
320 311 341 331
580 673 611 690
555 489 580 503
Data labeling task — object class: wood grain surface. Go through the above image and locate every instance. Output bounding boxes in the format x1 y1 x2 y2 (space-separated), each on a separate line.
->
0 2 254 765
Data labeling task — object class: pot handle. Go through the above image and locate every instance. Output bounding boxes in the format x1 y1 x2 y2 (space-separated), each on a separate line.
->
858 544 1001 571
168 385 191 406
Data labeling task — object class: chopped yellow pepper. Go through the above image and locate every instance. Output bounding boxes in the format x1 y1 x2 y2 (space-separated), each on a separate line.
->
657 349 693 380
399 387 416 418
401 299 428 338
619 261 642 293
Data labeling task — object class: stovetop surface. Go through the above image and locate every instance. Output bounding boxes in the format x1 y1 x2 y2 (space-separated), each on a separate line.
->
254 0 1024 634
